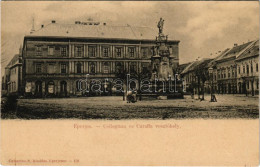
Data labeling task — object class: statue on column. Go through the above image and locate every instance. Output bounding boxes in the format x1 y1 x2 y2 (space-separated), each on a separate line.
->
157 18 164 35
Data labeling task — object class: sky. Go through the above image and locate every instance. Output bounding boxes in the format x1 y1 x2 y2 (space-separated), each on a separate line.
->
1 1 259 76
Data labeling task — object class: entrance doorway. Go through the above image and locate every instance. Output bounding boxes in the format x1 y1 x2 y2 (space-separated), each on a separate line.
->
60 81 67 96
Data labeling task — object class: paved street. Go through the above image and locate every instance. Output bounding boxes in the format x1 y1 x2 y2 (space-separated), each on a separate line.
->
3 94 256 120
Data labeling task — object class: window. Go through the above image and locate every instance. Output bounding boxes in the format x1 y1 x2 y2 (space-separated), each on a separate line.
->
257 81 259 89
247 81 249 89
103 47 109 57
61 47 67 57
142 66 148 73
88 46 96 57
243 66 245 73
61 64 67 74
76 63 82 73
48 46 54 55
130 64 137 73
251 64 253 73
238 66 240 74
141 47 148 58
115 47 122 57
90 63 95 74
75 46 83 57
36 64 42 73
103 62 109 73
47 81 54 94
76 80 80 91
129 47 135 57
228 68 230 78
256 63 258 72
115 62 123 73
36 46 42 56
246 64 249 74
14 82 16 91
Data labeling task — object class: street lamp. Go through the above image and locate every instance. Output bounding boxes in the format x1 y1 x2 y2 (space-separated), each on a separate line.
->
208 67 216 102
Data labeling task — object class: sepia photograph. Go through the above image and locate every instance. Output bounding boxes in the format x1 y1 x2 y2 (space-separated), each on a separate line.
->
1 1 259 166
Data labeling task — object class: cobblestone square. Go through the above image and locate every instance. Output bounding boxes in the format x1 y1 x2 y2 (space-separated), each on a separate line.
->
4 94 257 119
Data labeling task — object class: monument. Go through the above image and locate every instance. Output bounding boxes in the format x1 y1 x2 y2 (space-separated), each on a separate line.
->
149 18 183 99
151 18 175 81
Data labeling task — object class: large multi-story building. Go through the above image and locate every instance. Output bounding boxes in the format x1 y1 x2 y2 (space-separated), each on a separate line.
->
22 20 180 97
213 41 254 94
236 39 259 96
180 40 259 96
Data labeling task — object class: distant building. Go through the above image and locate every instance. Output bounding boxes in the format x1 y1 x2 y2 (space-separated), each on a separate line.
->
180 40 259 96
236 40 259 96
181 58 212 94
22 20 180 97
2 52 22 95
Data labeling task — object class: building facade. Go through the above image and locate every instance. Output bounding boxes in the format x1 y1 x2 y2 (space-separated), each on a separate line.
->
180 40 259 96
236 40 259 96
22 20 180 97
181 58 212 95
213 42 253 94
2 53 23 95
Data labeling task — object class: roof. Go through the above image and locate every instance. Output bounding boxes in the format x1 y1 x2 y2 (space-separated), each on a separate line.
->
27 22 177 41
215 41 254 62
207 48 231 67
178 62 191 69
181 58 212 74
236 39 259 61
6 54 21 68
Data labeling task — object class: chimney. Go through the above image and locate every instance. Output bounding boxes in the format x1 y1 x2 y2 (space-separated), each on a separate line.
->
103 23 106 26
51 20 56 23
234 43 238 47
19 45 22 55
41 24 44 28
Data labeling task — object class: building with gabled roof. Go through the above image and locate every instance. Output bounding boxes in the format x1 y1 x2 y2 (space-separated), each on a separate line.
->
181 58 213 94
213 41 254 94
2 50 23 95
235 39 259 95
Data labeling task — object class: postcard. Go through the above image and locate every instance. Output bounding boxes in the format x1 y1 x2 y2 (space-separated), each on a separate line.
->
1 1 259 166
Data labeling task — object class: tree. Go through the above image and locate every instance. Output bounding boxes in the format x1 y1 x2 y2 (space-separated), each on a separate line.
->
194 60 210 100
130 67 152 101
115 69 128 101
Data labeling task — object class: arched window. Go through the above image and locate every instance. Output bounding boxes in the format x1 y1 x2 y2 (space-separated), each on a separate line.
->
47 81 54 94
76 80 81 92
77 63 82 73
